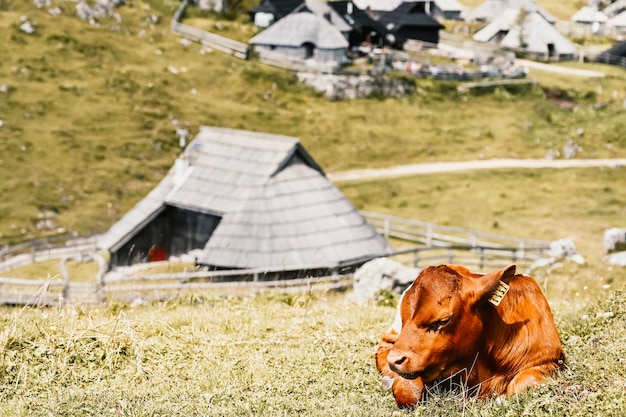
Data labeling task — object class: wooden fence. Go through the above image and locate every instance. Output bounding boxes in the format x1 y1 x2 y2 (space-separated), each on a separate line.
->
0 243 546 306
593 53 626 69
103 264 352 302
0 277 66 306
0 264 352 306
0 234 98 273
361 211 550 253
388 245 547 273
0 212 553 306
171 0 249 59
457 78 537 92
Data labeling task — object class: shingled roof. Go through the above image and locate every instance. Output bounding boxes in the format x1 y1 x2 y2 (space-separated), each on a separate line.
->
377 2 445 29
98 127 392 269
473 4 576 57
249 12 349 49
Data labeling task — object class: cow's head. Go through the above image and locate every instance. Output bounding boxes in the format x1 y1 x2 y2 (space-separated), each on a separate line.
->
386 264 517 384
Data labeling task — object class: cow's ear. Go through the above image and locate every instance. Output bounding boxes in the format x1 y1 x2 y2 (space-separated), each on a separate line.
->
465 264 516 306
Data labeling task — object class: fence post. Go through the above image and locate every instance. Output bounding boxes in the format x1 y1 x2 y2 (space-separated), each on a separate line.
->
426 225 433 246
60 256 71 305
94 253 108 304
447 248 454 263
384 218 391 238
479 247 485 270
412 248 419 267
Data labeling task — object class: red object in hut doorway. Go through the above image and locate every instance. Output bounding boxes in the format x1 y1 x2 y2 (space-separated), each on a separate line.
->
149 247 167 262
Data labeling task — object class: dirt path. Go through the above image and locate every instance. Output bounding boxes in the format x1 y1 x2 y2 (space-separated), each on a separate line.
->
327 158 626 182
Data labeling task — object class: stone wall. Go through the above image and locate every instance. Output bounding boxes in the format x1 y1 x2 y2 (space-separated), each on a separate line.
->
296 72 415 100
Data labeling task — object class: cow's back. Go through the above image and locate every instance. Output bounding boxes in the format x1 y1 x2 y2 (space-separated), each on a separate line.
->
477 274 565 395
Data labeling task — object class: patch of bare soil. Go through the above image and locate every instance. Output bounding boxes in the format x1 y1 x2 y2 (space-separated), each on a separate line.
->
542 87 578 109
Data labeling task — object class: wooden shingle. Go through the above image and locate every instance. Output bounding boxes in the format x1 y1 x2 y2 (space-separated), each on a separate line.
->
98 126 391 269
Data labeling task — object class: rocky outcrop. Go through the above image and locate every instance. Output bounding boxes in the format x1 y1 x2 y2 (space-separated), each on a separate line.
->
348 257 419 304
529 238 585 271
297 72 415 100
604 228 626 253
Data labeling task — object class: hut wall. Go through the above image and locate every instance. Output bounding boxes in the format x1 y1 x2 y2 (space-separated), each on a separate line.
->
255 45 306 59
314 48 347 63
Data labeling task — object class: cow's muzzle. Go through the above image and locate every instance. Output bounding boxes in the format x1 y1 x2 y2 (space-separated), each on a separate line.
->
387 350 423 380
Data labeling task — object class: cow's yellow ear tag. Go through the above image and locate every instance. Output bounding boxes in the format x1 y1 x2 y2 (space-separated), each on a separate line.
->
488 280 510 306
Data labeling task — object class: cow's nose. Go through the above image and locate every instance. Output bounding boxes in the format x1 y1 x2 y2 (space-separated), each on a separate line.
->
387 350 407 368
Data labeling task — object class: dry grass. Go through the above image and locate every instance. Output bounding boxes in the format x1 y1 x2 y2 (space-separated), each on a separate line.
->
0 285 625 416
1 1 626 413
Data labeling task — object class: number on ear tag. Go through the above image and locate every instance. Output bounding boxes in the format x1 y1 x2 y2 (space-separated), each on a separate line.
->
488 280 510 306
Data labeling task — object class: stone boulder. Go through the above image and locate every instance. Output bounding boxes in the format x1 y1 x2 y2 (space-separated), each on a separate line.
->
348 257 419 304
529 238 585 271
297 73 415 100
604 228 626 254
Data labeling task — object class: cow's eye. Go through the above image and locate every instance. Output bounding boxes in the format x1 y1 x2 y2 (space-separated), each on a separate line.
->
426 317 451 333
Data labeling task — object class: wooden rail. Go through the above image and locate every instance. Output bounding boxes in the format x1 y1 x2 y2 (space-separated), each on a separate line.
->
0 277 66 306
104 274 351 302
389 245 547 272
0 235 98 273
171 0 249 59
361 211 550 252
0 246 546 306
458 78 537 92
0 212 553 306
593 53 626 69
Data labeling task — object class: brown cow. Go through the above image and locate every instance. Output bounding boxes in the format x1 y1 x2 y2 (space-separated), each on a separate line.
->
375 264 565 407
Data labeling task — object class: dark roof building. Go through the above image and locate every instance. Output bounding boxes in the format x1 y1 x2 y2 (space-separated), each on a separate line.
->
596 40 626 67
327 1 386 47
98 127 392 270
249 12 349 65
376 2 444 48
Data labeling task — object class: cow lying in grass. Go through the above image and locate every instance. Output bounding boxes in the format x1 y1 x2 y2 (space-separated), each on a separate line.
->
375 264 565 407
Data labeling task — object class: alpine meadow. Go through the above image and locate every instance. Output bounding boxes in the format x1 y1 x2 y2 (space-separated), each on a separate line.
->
1 0 626 415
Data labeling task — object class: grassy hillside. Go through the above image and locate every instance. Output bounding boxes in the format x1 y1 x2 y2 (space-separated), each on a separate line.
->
0 0 625 246
341 166 626 257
